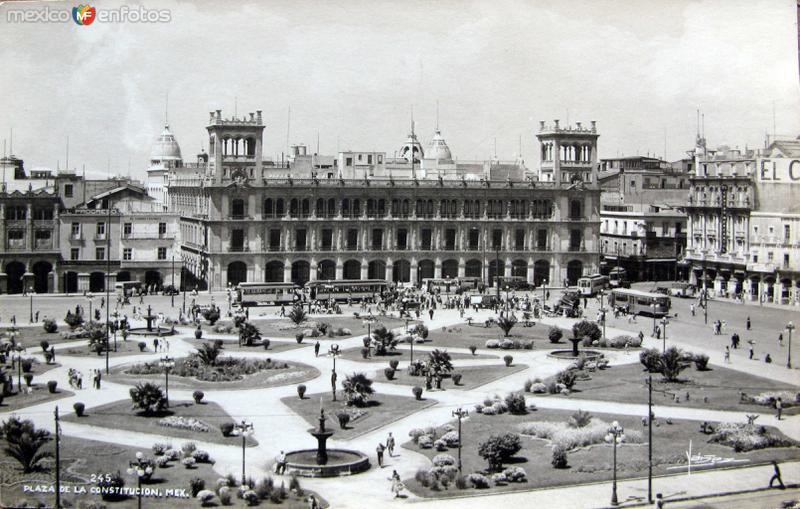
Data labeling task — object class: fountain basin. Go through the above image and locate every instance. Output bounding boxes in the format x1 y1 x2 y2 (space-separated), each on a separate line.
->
285 449 370 477
126 326 176 337
547 349 603 361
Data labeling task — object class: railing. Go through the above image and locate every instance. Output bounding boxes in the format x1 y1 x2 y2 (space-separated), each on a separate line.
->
229 245 249 252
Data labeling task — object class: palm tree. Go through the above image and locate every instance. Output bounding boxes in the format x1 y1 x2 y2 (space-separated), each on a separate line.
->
427 349 453 375
238 321 262 346
288 305 307 325
1 416 52 473
496 316 517 337
342 372 374 407
195 342 222 366
371 326 397 355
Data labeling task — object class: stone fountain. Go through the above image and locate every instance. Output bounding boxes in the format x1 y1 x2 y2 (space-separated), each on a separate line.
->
310 406 334 465
126 305 176 337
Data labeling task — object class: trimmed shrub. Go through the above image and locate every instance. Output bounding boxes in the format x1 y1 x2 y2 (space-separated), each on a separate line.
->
412 386 423 400
503 355 513 367
335 410 350 429
452 373 462 385
694 353 710 371
73 402 85 417
182 457 197 469
98 471 126 501
478 433 521 471
193 390 204 404
389 359 400 370
220 422 234 437
40 340 50 352
242 490 259 506
418 435 434 449
432 453 456 466
43 319 58 333
196 489 215 506
218 486 232 505
47 380 57 393
192 450 212 463
548 326 564 343
467 472 490 489
556 370 576 390
189 477 205 497
485 339 501 349
551 445 568 468
297 384 307 399
137 341 147 352
455 475 468 489
295 333 304 344
262 338 270 349
384 368 396 380
469 345 477 355
505 392 527 415
152 442 172 456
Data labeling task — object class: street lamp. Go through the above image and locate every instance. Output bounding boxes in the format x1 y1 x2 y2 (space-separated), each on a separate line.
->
452 407 469 474
29 287 33 323
598 289 607 341
787 322 795 369
660 317 668 353
87 296 93 323
233 420 254 486
127 452 153 509
159 356 174 407
328 344 341 401
12 348 22 393
171 255 175 308
605 421 625 506
504 285 510 311
651 303 657 337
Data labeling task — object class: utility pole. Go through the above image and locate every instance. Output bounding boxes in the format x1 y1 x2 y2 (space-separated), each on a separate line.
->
55 406 61 509
171 255 175 308
647 375 653 504
105 202 112 374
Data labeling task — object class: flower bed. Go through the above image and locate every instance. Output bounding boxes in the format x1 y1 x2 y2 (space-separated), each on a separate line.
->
157 415 212 433
709 423 797 452
126 356 291 382
518 419 642 450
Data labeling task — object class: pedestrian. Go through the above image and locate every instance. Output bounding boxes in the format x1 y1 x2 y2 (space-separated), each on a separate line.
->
638 330 644 344
428 309 434 320
386 432 395 457
731 332 739 349
775 397 783 420
376 443 385 467
275 450 287 474
748 343 754 360
34 311 39 323
280 305 286 317
778 332 784 347
389 470 404 498
153 338 159 351
746 316 751 330
307 494 319 509
724 346 730 363
314 341 320 357
768 460 785 489
765 353 772 363
690 303 695 316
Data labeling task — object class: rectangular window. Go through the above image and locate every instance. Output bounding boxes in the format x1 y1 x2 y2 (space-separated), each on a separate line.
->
95 247 105 260
367 154 373 164
8 230 23 240
537 229 548 250
96 222 105 237
515 229 525 250
346 157 353 166
421 228 432 250
123 248 132 261
768 251 774 262
70 248 80 260
269 229 281 249
570 229 582 251
396 228 407 250
123 223 132 236
295 229 307 251
468 229 480 250
158 222 167 235
445 229 456 250
492 229 503 249
321 229 333 250
372 229 383 250
785 225 791 242
157 247 167 260
71 222 80 237
35 230 50 240
33 208 53 220
346 229 358 249
64 184 73 198
784 253 790 267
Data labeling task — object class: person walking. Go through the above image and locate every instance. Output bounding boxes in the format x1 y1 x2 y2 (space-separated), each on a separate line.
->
275 451 287 474
775 397 783 420
638 330 644 345
307 494 319 509
389 470 404 498
746 316 751 330
778 332 784 347
428 308 434 320
376 443 385 468
731 332 740 349
314 341 320 357
386 432 395 457
748 342 755 360
724 346 731 363
690 303 695 316
769 460 785 489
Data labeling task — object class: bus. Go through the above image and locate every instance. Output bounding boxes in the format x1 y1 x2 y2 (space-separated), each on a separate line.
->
422 277 460 294
608 267 630 288
608 289 671 317
577 274 609 296
458 277 482 291
495 276 531 291
306 279 389 302
235 282 299 307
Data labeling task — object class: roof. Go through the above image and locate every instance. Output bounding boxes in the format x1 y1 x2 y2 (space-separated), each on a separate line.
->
151 124 182 162
87 183 148 203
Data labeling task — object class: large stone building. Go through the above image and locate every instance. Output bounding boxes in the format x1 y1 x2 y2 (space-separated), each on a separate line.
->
598 156 689 281
684 133 800 304
169 110 601 290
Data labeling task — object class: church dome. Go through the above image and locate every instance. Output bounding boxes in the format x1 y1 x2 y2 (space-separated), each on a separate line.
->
150 124 182 162
399 132 424 163
426 129 453 162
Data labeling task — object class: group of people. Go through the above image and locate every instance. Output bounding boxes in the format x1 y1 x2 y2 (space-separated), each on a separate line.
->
67 368 102 389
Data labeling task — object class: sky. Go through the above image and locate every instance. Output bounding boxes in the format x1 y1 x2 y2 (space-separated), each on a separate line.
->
1 0 799 179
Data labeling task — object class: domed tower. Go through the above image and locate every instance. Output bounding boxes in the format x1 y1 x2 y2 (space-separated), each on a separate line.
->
150 124 183 169
426 129 453 163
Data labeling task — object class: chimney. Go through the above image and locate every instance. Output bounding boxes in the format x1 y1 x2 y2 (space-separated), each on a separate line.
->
554 119 560 129
591 121 596 131
539 121 545 130
256 110 263 124
209 111 215 123
215 110 222 120
249 112 254 121
576 121 582 130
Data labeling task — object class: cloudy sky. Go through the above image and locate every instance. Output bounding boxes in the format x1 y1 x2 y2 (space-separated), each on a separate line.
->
1 0 798 178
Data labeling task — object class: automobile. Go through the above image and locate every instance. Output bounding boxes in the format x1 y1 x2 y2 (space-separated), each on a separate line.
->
469 294 498 308
654 286 670 295
161 285 179 296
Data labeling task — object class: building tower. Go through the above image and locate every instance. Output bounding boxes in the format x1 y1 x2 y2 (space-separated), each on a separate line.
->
537 120 599 184
206 109 264 184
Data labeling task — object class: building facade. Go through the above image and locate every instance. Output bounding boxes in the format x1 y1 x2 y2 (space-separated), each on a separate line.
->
169 111 601 290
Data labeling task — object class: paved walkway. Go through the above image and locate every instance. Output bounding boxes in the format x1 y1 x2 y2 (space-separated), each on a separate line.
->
2 303 799 508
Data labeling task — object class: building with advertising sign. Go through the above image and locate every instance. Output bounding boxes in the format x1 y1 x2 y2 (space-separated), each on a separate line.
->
685 133 800 305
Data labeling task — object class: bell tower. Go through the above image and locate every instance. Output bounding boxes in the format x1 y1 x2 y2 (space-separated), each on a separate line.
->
537 120 599 185
206 109 264 184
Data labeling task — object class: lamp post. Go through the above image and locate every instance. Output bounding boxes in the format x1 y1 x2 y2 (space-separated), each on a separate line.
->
452 407 469 474
328 344 340 401
787 322 795 369
660 317 668 353
29 287 33 323
495 246 501 303
54 406 61 509
159 356 174 407
606 421 625 506
170 255 175 308
127 452 153 509
181 264 187 315
409 331 415 365
702 286 708 324
87 296 93 324
598 289 606 341
651 303 657 337
542 278 548 304
645 376 653 504
233 420 254 486
12 348 22 392
504 285 510 311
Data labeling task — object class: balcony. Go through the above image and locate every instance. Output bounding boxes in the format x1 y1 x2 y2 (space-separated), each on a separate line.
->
229 245 249 252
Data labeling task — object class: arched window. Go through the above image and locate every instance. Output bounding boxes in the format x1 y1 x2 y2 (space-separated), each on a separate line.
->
569 199 582 220
290 198 299 218
264 198 273 218
276 198 285 216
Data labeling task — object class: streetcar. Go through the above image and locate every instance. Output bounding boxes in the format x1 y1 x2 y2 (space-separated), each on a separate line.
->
235 282 299 307
608 267 630 288
608 288 671 317
577 274 609 296
306 279 389 301
422 277 460 294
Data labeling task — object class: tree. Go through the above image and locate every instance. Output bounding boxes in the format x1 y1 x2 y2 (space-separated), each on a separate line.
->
370 326 397 356
427 349 453 375
342 372 374 407
195 342 222 366
129 382 167 415
639 348 661 373
86 322 109 352
496 316 518 337
0 416 52 473
201 307 220 325
548 326 563 344
64 310 84 329
238 321 262 346
477 433 521 471
288 305 307 325
572 320 601 342
659 346 691 382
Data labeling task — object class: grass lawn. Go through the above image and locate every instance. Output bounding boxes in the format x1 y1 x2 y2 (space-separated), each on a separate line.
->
59 339 154 357
1 326 68 349
381 364 528 392
109 359 319 391
0 381 73 413
62 399 260 447
423 322 569 350
535 361 799 413
244 315 409 339
402 407 800 498
281 392 436 440
185 336 307 355
0 435 326 509
338 346 496 364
